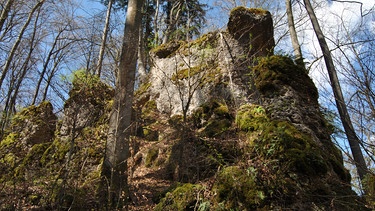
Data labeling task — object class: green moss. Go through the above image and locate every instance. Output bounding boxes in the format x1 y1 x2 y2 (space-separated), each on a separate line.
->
236 104 267 131
213 166 265 209
171 65 207 81
199 119 232 137
15 143 50 176
2 153 15 166
28 194 41 205
11 101 54 129
252 55 318 102
182 31 218 51
141 100 158 120
141 100 160 140
193 100 232 122
151 40 186 58
41 138 70 165
0 133 20 168
0 132 17 147
143 126 159 141
155 183 205 211
236 104 328 176
364 173 375 209
145 147 159 167
65 70 114 109
254 120 327 176
135 82 151 97
230 7 268 16
192 100 233 137
213 103 229 116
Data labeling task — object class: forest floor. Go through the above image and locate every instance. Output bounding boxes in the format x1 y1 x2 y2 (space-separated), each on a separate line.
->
127 141 172 211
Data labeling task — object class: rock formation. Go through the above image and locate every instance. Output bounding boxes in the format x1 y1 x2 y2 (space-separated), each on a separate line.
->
138 7 366 210
0 7 370 211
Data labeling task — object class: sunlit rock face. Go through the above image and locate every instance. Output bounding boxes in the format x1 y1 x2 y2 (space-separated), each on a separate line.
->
148 8 276 117
142 8 363 210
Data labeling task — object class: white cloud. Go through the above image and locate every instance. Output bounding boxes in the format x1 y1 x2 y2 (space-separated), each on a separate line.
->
300 0 374 95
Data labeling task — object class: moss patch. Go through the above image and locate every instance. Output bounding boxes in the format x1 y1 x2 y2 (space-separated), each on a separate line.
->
364 173 375 209
213 166 265 209
252 55 318 102
230 7 268 16
155 183 205 211
235 104 267 131
192 100 233 137
181 31 219 51
236 104 327 176
172 65 208 81
151 40 186 58
10 101 56 144
65 70 114 109
145 147 159 167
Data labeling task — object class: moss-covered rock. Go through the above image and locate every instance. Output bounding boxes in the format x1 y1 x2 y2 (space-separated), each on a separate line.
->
213 166 265 209
235 104 267 131
65 70 114 109
10 101 56 145
151 40 186 58
192 100 233 137
155 183 205 211
253 55 318 102
230 103 362 209
1 7 370 210
145 146 159 167
228 6 275 57
0 74 112 210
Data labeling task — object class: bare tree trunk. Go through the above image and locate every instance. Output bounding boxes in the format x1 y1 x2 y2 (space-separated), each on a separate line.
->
102 0 144 208
0 0 45 89
96 0 113 77
285 0 304 68
153 0 160 44
303 0 368 181
137 24 147 84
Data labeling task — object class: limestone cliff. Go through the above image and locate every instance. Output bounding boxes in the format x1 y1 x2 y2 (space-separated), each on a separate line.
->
135 7 366 210
0 7 370 211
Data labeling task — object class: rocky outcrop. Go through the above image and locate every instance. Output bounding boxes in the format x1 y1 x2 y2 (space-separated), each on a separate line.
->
228 7 275 58
59 72 114 142
0 7 370 211
147 7 276 117
137 7 367 210
0 73 114 210
11 101 56 145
